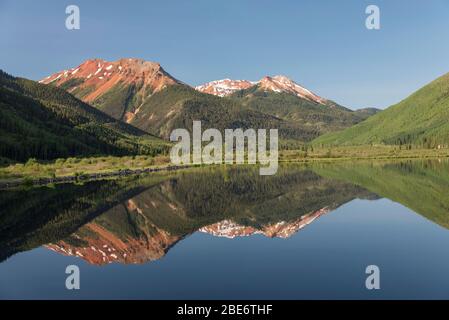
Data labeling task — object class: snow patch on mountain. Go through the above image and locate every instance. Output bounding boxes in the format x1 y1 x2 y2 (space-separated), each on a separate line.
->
195 79 254 97
196 75 327 104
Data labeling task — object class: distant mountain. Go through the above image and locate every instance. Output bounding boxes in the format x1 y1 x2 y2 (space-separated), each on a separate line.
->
43 60 378 142
42 61 309 140
0 70 167 162
127 84 314 140
313 72 449 147
195 79 255 97
194 75 378 140
40 58 181 121
227 77 376 137
196 75 326 104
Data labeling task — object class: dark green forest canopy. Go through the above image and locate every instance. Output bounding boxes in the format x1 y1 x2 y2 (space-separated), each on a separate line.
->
0 70 169 162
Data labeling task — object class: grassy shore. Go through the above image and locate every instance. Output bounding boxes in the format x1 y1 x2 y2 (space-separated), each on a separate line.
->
0 155 172 184
1 146 449 186
280 145 449 162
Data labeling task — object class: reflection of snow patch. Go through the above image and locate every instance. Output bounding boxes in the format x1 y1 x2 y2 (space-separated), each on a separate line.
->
168 203 177 210
166 110 175 118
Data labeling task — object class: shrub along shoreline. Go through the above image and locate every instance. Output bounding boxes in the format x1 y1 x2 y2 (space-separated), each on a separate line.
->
1 146 449 188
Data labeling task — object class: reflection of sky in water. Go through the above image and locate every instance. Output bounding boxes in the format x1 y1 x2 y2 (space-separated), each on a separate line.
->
2 198 449 299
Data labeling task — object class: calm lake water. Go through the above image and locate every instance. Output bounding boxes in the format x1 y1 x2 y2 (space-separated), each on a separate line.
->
1 160 449 299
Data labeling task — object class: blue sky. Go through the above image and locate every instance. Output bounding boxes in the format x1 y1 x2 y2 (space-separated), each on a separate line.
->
1 0 449 109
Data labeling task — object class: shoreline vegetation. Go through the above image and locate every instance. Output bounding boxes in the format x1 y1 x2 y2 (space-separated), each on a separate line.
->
1 145 449 188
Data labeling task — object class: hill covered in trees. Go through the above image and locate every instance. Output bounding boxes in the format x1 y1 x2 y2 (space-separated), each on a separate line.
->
129 84 315 140
0 70 169 162
230 85 378 137
313 72 449 148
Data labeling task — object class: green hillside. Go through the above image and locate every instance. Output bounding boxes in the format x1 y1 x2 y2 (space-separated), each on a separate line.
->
230 85 376 136
129 84 317 141
313 72 449 147
0 71 169 162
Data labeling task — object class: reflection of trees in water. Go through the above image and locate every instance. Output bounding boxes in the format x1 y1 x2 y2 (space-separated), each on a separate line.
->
4 160 448 264
313 160 449 229
0 165 375 264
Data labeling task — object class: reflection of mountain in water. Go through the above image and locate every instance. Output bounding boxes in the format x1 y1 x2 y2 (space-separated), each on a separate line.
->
0 174 170 262
199 207 330 239
5 160 449 266
39 167 373 265
46 207 332 265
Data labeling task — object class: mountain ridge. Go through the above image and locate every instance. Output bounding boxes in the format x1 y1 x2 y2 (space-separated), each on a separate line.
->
195 75 327 104
35 58 386 144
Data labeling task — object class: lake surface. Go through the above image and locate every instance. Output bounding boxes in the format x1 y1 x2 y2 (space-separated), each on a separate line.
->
1 160 449 299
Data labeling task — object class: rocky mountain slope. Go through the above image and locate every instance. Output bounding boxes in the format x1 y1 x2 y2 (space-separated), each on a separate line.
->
40 58 180 120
